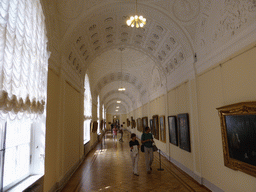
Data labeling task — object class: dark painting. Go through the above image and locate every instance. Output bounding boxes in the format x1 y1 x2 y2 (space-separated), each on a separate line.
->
168 116 178 146
217 102 256 177
153 115 159 140
150 119 153 133
225 115 256 166
177 113 190 152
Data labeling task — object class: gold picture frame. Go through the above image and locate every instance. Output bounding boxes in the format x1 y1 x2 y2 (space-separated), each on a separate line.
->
217 102 256 177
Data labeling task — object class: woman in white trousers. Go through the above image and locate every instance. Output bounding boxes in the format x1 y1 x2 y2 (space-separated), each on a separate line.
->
129 133 140 176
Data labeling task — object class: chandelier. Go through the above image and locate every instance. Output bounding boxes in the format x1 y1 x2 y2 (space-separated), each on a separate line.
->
126 0 146 28
118 48 126 91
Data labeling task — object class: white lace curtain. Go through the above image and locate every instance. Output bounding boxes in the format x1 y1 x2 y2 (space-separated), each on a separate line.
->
0 0 49 120
84 74 92 119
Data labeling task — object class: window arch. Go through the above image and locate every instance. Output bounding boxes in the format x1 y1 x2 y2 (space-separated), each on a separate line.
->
0 0 49 190
84 74 92 143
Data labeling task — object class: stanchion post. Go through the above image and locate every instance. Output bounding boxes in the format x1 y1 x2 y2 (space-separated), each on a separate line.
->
157 149 164 171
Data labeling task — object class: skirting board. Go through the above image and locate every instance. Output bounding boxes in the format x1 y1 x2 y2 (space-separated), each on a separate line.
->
162 151 224 192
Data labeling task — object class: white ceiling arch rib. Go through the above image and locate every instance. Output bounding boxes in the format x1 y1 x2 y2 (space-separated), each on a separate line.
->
105 97 131 114
102 90 139 108
106 100 128 115
94 71 147 97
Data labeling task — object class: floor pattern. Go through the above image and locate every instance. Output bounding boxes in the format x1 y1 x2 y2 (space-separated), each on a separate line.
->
61 131 210 192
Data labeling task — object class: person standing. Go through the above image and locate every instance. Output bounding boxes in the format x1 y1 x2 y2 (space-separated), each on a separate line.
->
113 126 117 140
141 127 154 174
129 133 140 176
119 125 124 142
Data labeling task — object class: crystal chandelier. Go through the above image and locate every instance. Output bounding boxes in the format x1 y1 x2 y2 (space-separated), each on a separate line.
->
126 0 146 28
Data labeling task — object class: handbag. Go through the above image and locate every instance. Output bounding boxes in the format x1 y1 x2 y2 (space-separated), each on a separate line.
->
141 145 145 152
152 144 158 152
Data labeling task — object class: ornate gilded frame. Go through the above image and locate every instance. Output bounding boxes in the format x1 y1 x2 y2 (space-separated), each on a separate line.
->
217 102 256 177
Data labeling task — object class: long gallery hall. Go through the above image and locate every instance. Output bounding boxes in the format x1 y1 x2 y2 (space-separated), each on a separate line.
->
61 131 210 192
1 1 256 192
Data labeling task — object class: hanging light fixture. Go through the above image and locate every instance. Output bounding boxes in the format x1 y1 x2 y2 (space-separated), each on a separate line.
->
118 48 126 91
126 0 146 28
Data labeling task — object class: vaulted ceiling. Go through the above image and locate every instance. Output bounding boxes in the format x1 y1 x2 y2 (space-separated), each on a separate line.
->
43 0 256 114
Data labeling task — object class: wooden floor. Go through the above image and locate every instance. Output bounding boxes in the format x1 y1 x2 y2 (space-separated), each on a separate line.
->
61 131 211 192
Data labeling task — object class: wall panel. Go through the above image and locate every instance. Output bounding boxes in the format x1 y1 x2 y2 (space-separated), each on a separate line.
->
44 70 60 191
63 82 81 174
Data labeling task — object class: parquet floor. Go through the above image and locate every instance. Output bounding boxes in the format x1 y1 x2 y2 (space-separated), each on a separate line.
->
61 131 210 192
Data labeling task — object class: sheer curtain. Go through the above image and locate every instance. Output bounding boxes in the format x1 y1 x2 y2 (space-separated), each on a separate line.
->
84 74 91 143
0 0 48 189
0 0 49 120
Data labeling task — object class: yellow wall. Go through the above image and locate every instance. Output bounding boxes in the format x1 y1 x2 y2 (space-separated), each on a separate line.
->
44 46 256 192
167 82 193 171
125 46 256 191
63 82 81 174
197 46 256 191
45 69 60 191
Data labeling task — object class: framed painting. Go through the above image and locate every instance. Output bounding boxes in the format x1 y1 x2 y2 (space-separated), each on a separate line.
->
127 119 130 127
168 116 178 146
152 115 159 140
159 116 166 142
100 120 103 130
217 102 256 177
150 119 153 130
142 117 148 133
92 121 98 133
177 113 190 152
138 118 143 132
132 120 136 129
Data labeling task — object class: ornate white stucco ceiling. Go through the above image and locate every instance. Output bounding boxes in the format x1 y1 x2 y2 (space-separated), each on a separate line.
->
43 0 256 114
56 0 196 114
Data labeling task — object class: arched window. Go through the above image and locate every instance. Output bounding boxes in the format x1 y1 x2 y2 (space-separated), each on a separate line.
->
84 74 92 144
0 0 49 191
97 95 100 134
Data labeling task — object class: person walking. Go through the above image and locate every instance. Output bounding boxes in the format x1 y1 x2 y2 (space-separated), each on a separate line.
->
141 127 154 174
119 125 124 142
129 133 140 176
113 126 117 140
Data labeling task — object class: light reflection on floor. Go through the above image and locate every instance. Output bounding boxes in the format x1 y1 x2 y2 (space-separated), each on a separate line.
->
61 131 210 192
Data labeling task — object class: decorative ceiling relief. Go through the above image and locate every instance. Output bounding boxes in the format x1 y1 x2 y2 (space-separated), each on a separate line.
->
213 0 256 41
172 0 200 22
67 50 83 76
165 49 186 74
57 1 195 109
